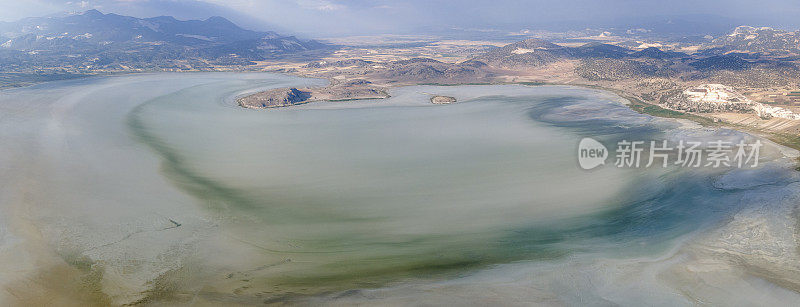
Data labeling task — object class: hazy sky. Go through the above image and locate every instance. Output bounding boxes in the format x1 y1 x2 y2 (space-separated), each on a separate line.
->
2 0 800 37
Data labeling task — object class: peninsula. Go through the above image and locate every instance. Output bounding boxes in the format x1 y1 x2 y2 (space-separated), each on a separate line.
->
238 79 388 108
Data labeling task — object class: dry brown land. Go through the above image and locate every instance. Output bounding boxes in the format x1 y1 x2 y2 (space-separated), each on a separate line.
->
240 36 800 148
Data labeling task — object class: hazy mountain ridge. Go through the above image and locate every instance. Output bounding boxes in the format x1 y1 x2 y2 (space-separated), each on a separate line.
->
0 10 330 71
477 25 800 72
474 38 687 70
453 31 800 88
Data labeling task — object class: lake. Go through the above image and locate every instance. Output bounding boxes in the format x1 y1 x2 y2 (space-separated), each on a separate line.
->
0 73 798 305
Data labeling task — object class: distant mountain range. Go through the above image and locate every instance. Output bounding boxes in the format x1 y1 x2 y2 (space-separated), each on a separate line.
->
470 33 799 82
0 10 329 71
475 25 800 73
709 26 800 55
475 38 689 70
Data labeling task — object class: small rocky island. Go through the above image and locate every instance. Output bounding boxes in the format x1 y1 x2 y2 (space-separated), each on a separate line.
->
430 95 457 104
238 87 312 108
238 79 389 109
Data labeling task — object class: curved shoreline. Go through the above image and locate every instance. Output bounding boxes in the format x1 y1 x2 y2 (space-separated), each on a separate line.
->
6 70 798 158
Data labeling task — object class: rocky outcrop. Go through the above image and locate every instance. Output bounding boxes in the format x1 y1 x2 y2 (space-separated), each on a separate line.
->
238 87 311 108
430 95 457 104
238 79 389 109
315 83 387 101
